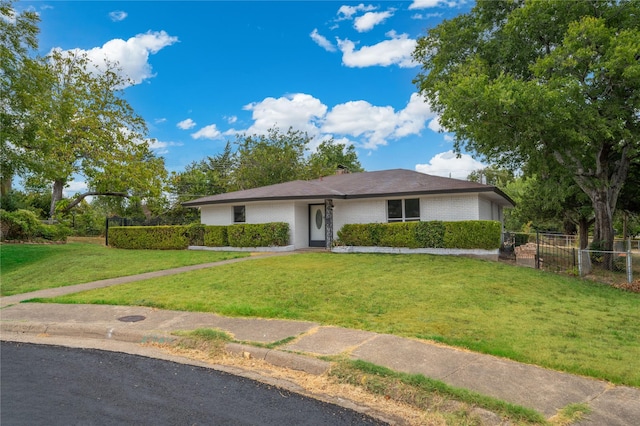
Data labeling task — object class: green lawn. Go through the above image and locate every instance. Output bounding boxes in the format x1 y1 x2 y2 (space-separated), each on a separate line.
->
39 252 640 387
0 243 249 296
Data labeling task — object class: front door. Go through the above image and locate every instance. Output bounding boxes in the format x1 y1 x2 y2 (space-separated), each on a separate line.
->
309 204 325 247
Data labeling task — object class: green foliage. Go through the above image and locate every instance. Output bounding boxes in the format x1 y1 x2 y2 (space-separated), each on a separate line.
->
443 221 502 250
108 226 190 250
377 222 420 248
186 223 205 246
0 208 68 241
414 221 446 248
306 140 364 178
413 0 640 254
204 226 228 247
338 221 500 250
108 223 289 249
226 222 289 247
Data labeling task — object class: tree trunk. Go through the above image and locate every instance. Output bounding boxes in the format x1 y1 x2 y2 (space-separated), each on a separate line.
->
578 217 590 250
49 179 65 219
0 174 12 197
590 190 616 270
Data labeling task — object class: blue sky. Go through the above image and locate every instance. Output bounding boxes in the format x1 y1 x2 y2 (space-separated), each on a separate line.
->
19 0 487 194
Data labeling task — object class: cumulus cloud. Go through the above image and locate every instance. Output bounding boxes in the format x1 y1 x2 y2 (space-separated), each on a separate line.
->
226 115 238 124
191 124 222 140
338 31 417 68
415 151 485 180
337 4 376 20
310 28 336 52
427 116 442 132
354 10 394 32
242 93 327 136
51 31 178 86
177 118 196 130
322 92 436 149
108 10 127 22
215 92 435 151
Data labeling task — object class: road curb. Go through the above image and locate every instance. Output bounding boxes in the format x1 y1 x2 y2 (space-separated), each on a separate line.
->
1 322 329 376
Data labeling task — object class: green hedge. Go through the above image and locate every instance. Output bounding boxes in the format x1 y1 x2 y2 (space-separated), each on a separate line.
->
227 222 289 247
0 209 69 242
337 220 501 250
108 226 191 249
204 226 228 247
108 222 289 249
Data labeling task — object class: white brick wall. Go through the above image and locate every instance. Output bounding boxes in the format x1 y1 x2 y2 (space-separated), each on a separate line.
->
333 199 386 236
200 205 233 225
421 194 480 221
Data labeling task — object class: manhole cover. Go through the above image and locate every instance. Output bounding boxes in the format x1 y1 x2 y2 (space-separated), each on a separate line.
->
117 315 146 323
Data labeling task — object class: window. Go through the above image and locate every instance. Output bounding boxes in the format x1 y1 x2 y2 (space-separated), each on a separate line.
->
233 205 245 223
387 198 420 222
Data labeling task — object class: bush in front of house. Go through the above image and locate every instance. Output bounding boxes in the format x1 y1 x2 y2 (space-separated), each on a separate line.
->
107 222 289 249
443 220 502 250
204 225 228 247
227 222 289 247
337 220 501 250
0 209 69 242
108 226 191 249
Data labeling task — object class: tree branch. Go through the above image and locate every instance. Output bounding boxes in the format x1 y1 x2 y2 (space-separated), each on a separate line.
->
61 191 129 213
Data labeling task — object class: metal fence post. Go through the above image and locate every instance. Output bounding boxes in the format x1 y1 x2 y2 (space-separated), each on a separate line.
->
536 231 540 269
105 217 109 246
628 238 633 284
578 248 583 276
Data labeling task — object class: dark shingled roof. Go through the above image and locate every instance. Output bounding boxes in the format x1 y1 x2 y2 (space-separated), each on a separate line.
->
182 169 515 207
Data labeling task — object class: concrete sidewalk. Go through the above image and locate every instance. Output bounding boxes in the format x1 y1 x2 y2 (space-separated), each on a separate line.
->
1 261 639 425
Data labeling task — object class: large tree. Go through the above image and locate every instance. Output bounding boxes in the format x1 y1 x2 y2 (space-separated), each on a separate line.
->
19 49 166 218
307 140 364 178
414 0 639 261
0 0 40 195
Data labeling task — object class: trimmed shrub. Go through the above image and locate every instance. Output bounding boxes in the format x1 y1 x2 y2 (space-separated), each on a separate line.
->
414 221 445 248
186 223 205 246
443 221 502 250
377 222 420 248
227 222 289 247
337 220 501 250
108 226 190 249
204 226 228 247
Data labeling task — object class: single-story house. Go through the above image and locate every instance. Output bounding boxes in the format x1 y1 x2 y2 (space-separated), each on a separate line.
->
182 169 515 250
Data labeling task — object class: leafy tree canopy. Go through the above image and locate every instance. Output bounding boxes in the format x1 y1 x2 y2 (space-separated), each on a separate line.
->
414 0 640 255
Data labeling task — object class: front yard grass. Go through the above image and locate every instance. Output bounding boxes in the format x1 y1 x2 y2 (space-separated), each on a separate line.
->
41 252 640 387
0 242 249 296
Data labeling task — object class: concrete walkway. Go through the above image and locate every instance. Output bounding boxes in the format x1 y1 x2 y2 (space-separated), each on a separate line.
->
1 257 638 425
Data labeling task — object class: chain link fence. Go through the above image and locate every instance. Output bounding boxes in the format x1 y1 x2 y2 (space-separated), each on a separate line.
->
502 232 637 285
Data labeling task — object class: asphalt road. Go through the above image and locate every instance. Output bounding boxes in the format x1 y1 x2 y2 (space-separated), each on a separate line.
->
1 342 386 426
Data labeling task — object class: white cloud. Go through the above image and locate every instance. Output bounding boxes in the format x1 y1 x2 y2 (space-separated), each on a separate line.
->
353 10 394 32
108 10 127 22
51 31 178 86
148 139 182 155
338 31 417 68
63 180 88 196
323 92 436 149
177 118 196 130
242 93 327 136
409 0 446 9
225 115 237 124
191 124 222 140
415 151 485 180
337 4 376 20
154 118 167 124
427 116 442 132
310 28 336 52
214 92 435 152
